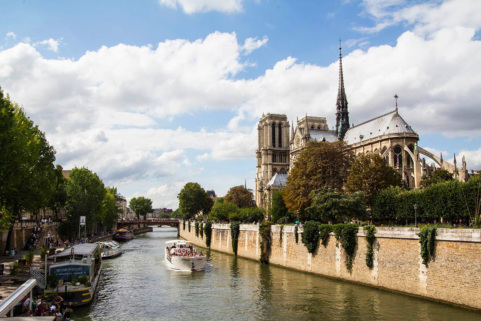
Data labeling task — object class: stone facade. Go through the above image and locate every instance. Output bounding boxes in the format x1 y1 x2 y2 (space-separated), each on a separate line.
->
180 223 481 311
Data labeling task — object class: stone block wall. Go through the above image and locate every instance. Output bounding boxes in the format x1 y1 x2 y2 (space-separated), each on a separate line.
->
180 222 481 310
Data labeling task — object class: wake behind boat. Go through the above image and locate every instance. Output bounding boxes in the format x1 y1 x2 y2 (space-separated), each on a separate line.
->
165 240 206 272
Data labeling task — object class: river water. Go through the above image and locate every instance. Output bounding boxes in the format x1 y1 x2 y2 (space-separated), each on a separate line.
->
73 227 480 321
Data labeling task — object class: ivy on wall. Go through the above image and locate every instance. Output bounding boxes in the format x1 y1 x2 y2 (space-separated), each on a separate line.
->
204 221 212 248
279 225 284 245
200 222 204 238
188 220 191 232
294 225 299 244
364 225 376 269
419 226 437 266
183 220 185 230
301 221 320 254
260 222 272 264
333 224 359 271
231 221 240 255
319 224 332 248
195 222 200 237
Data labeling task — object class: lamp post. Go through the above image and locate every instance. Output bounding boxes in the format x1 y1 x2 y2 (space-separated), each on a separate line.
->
413 203 418 227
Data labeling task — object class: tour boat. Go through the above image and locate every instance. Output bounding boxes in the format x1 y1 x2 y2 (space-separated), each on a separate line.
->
113 228 134 242
97 240 123 259
164 240 206 272
44 243 102 306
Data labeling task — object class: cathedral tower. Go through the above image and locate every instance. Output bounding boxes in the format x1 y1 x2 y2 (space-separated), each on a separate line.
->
335 42 350 141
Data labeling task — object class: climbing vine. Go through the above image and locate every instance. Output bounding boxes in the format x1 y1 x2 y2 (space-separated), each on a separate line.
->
259 222 272 264
231 221 240 255
195 222 200 237
279 225 284 245
188 220 191 232
333 224 359 271
204 221 213 248
419 226 437 266
200 222 204 238
319 224 332 247
183 220 185 230
294 225 299 244
364 225 376 269
301 221 320 254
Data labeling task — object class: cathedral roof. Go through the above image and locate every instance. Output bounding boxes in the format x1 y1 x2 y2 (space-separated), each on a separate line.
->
266 172 288 188
343 110 416 145
309 130 339 143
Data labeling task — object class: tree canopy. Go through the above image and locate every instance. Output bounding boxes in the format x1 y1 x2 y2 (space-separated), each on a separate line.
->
129 196 153 219
345 153 402 207
306 189 367 223
270 191 289 223
0 88 57 226
209 201 239 222
421 169 454 188
224 185 253 208
101 187 121 230
178 182 211 219
61 167 105 237
283 141 353 219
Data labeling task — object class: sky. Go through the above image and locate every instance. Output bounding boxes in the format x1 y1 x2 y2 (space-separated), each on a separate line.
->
1 0 480 209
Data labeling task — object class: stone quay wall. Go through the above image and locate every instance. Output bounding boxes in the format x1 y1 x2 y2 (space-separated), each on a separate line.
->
180 222 481 310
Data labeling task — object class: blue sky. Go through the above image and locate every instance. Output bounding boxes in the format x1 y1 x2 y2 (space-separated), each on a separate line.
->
1 0 481 209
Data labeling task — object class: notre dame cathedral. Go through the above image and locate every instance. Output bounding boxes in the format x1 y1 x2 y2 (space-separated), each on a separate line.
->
255 45 468 209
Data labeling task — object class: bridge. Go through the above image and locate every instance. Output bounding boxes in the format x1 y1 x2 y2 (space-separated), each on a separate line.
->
117 218 180 234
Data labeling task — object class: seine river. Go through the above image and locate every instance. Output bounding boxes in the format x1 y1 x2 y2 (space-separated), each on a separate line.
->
73 227 480 321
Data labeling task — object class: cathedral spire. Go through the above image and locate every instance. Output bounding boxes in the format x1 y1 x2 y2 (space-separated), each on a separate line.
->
336 40 349 141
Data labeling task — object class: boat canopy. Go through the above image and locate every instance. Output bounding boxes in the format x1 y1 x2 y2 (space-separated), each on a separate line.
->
116 228 130 233
165 240 193 245
51 243 99 258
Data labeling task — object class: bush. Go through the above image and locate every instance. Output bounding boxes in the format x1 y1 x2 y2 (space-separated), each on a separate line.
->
301 221 320 254
79 274 90 287
47 274 58 289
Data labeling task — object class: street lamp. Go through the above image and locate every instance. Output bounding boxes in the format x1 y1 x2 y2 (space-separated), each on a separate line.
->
413 203 418 227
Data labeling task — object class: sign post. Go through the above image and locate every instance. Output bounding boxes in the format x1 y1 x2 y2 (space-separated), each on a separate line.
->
79 216 86 238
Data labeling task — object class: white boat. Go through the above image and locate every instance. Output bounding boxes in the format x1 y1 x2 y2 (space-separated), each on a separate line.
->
164 240 206 272
97 240 123 259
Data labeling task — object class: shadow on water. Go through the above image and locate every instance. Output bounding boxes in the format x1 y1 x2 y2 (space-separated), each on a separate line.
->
72 227 481 321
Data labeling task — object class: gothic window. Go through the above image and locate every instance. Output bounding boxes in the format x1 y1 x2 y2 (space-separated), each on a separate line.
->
278 123 282 147
272 123 276 147
394 145 403 168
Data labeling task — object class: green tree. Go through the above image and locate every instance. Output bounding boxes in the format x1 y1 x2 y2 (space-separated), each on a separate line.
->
101 187 121 230
48 165 68 220
209 202 239 221
372 186 405 223
421 169 454 188
61 167 105 238
129 197 153 219
306 189 367 223
345 154 402 207
171 209 182 218
178 182 210 219
224 185 253 208
238 207 265 223
0 88 57 223
283 141 353 219
270 191 288 223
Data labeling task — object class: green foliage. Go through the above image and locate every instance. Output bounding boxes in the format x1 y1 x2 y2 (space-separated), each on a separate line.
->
129 196 153 220
71 276 78 285
225 185 254 208
188 220 191 232
182 220 186 230
61 167 105 238
23 250 34 266
319 224 332 247
421 169 454 188
230 221 240 255
346 154 402 207
101 187 121 231
259 222 272 264
0 88 57 223
333 224 359 271
47 274 58 289
279 225 284 245
301 221 320 254
294 225 299 243
209 202 239 221
10 262 20 276
204 221 213 248
371 186 405 222
270 191 289 223
178 182 211 219
419 226 437 266
283 141 354 218
239 207 265 223
39 246 48 258
307 189 367 223
364 225 376 269
200 222 204 238
195 222 200 237
78 274 90 287
171 209 182 218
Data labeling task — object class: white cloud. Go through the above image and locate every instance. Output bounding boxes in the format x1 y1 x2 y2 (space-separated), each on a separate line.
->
459 148 481 170
6 32 16 40
34 38 61 52
241 36 268 55
159 0 244 14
